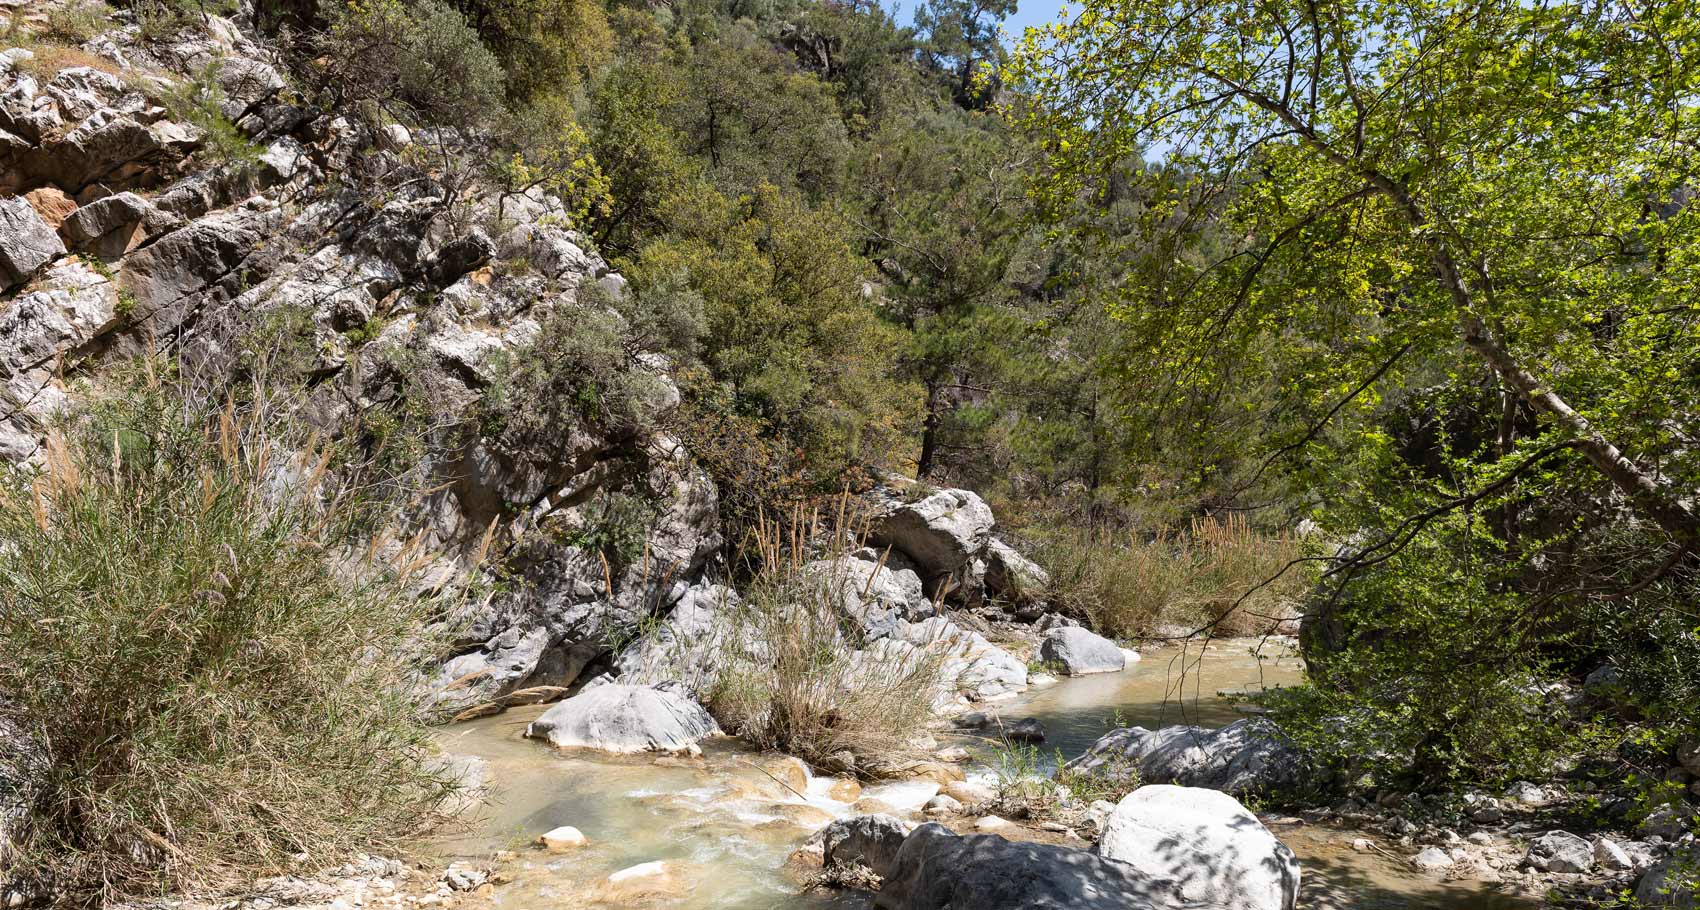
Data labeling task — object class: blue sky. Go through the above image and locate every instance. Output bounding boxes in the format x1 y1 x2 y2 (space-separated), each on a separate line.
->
1000 0 1070 41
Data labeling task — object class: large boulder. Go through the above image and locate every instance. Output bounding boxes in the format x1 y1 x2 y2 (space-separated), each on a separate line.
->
892 617 1027 700
59 191 180 259
820 814 913 876
1066 719 1303 796
1524 831 1593 873
878 822 1207 910
869 488 995 581
1096 785 1299 910
1040 626 1125 675
524 684 719 754
0 195 65 290
1636 844 1698 909
984 537 1050 603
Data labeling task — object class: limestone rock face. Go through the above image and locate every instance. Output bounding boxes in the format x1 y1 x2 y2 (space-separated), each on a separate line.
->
524 684 720 753
0 196 65 290
1096 785 1300 910
878 822 1207 910
1067 719 1304 796
1039 626 1125 675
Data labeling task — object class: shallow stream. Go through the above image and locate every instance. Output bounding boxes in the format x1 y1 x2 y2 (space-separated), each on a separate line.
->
431 641 1537 909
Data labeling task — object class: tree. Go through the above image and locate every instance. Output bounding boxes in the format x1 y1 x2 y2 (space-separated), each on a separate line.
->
1008 0 1700 548
916 0 1016 108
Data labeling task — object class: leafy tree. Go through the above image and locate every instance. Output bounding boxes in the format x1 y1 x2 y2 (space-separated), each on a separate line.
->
319 0 506 127
915 0 1015 107
450 0 613 100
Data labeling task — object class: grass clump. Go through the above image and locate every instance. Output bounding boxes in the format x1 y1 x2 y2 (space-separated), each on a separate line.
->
1028 514 1309 640
707 528 943 775
0 375 455 901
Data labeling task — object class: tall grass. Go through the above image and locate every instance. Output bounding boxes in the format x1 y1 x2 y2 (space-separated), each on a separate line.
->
0 376 455 901
706 513 943 775
1027 514 1308 639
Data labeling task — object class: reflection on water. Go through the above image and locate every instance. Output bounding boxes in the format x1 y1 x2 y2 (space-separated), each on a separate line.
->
429 641 1535 910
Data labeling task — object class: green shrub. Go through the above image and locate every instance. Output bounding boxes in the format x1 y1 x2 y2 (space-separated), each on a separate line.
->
0 376 455 900
319 0 506 128
41 0 111 43
480 282 678 448
158 59 261 166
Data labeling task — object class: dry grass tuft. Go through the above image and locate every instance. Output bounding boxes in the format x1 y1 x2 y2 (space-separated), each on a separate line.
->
1028 514 1309 640
0 373 456 902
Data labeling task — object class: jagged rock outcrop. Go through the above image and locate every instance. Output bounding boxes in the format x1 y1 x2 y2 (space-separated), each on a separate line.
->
819 814 913 876
1066 719 1304 796
524 684 720 753
1096 785 1299 910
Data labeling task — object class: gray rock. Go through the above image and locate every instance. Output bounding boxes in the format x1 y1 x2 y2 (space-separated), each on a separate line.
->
0 195 64 289
1411 847 1452 871
59 191 180 258
803 550 931 640
821 814 912 876
524 684 719 754
879 822 1205 910
869 488 995 578
984 537 1049 603
1039 626 1125 676
604 582 740 697
892 617 1026 699
1594 837 1634 872
1097 785 1299 910
1003 717 1046 743
1066 719 1303 796
1635 844 1698 909
1678 741 1700 778
1524 831 1593 873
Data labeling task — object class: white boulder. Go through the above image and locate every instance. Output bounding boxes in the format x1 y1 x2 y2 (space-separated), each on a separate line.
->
524 684 719 754
1096 784 1300 910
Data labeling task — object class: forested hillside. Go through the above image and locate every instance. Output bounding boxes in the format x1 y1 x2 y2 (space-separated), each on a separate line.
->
1 0 1697 905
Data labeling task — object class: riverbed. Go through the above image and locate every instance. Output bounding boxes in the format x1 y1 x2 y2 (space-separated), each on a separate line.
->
431 640 1537 909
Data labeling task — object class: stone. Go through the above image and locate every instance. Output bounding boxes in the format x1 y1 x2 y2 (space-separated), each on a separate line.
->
1003 717 1047 743
537 825 587 851
1678 741 1700 777
1351 838 1374 853
22 187 76 228
1066 719 1304 796
983 537 1050 603
827 778 862 802
893 617 1028 699
524 684 719 754
803 551 931 640
58 191 178 258
1097 785 1300 910
1505 781 1550 807
442 864 487 891
604 582 737 698
820 814 913 877
973 815 1013 832
924 794 962 813
943 780 996 806
879 822 1197 910
1635 844 1698 909
1411 847 1452 871
0 195 64 289
869 488 995 578
935 746 970 762
1594 837 1633 872
760 755 810 795
1039 626 1126 676
1524 831 1593 873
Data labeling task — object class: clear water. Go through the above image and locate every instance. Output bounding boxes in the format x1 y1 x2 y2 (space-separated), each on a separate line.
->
429 640 1536 909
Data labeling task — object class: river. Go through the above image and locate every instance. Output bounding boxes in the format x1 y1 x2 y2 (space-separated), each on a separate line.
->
430 639 1536 909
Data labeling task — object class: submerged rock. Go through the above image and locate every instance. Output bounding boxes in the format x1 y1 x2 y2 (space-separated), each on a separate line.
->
524 684 719 754
1096 785 1299 910
1039 626 1125 676
1066 719 1303 796
878 822 1204 910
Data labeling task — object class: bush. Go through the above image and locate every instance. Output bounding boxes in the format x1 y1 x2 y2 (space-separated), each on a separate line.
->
41 0 111 43
319 0 506 128
1027 514 1308 639
0 377 455 900
158 59 260 166
707 553 942 775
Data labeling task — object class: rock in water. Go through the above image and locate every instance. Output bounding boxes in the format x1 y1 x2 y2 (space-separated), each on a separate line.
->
879 822 1200 910
1039 626 1126 675
1066 719 1303 796
819 814 913 877
1523 831 1593 873
524 684 719 753
1096 785 1300 910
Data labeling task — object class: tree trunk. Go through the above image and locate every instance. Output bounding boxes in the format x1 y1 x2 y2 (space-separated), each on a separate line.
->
917 382 941 481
